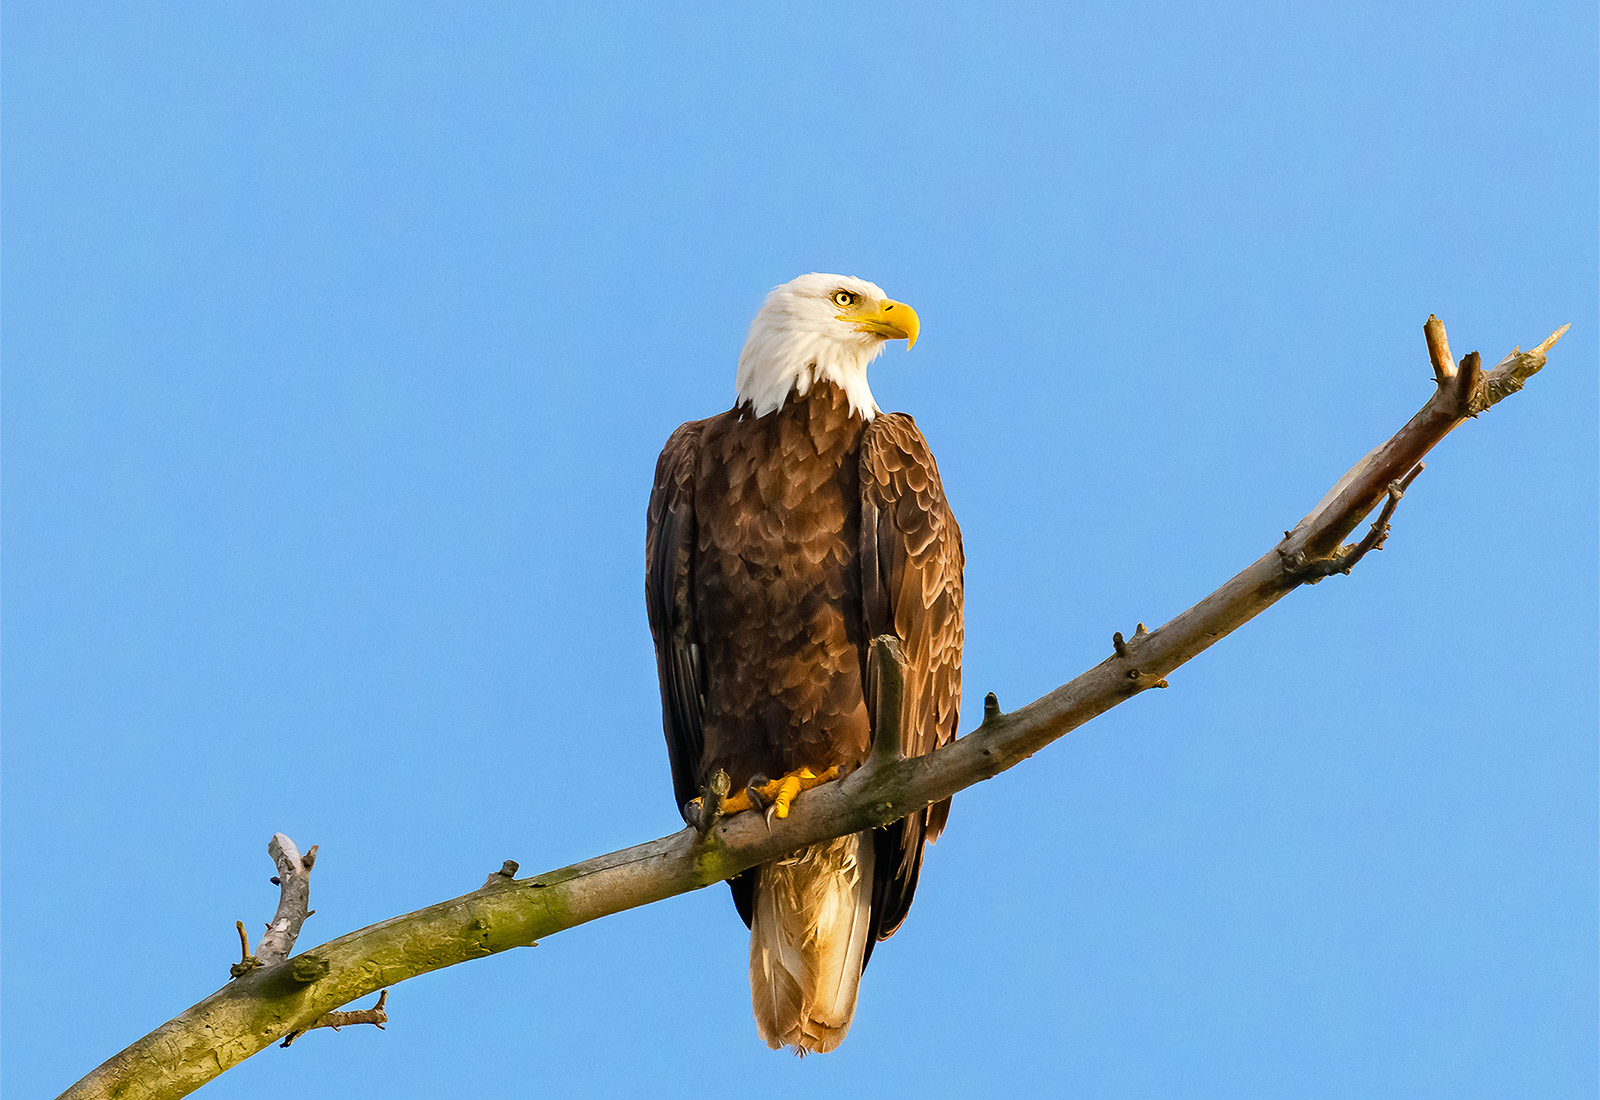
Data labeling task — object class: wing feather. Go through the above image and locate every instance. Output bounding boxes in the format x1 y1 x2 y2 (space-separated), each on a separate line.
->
858 413 964 954
645 420 707 813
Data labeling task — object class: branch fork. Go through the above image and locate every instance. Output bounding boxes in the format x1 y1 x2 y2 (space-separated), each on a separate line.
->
218 834 397 1060
230 835 316 980
1280 464 1425 582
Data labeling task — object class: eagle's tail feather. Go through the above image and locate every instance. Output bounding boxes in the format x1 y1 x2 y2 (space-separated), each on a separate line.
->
748 831 875 1055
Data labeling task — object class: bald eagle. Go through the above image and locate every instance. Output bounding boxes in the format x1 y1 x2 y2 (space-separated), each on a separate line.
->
645 274 964 1053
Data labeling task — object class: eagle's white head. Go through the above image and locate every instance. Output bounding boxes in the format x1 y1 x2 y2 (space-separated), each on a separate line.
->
735 273 920 421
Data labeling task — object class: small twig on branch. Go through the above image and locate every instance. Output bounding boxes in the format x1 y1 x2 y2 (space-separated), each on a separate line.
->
280 991 389 1048
1345 464 1425 562
1111 622 1148 659
1281 463 1424 581
228 922 260 980
982 692 1003 724
1112 622 1165 690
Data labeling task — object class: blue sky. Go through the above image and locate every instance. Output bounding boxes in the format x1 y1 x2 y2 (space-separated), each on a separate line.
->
5 3 1595 1097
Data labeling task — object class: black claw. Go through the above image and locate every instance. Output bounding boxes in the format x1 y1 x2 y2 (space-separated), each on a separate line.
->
745 776 770 813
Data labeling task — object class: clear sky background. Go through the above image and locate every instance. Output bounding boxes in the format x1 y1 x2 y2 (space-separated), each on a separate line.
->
5 4 1596 1098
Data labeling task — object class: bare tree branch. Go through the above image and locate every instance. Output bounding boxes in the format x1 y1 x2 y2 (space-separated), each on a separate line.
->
58 318 1567 1100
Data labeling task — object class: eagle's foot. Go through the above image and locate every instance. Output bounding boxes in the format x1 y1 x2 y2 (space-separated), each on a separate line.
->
720 766 842 821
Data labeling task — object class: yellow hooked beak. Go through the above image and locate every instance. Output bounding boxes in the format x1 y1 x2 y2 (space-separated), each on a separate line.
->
841 298 920 349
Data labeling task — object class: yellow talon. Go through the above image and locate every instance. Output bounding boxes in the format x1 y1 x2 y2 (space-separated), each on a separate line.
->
717 765 842 819
770 773 804 820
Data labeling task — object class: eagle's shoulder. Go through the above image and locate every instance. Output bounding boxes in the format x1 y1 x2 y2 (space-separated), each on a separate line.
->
860 412 962 560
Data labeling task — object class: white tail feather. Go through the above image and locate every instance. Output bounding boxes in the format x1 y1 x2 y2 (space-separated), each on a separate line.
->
748 832 875 1054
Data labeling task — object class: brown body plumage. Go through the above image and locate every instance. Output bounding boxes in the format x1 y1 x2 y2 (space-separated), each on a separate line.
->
645 274 962 1053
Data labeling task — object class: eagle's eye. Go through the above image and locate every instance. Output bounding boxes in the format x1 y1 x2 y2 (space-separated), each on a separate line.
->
832 290 857 308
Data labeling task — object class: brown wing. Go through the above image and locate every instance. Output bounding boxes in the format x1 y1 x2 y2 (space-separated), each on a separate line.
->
858 412 964 954
645 420 707 814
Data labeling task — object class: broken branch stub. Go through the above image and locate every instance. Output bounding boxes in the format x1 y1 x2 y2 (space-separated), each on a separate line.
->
257 834 316 966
